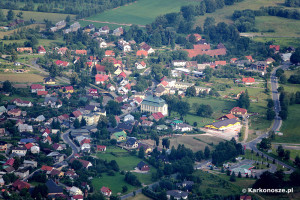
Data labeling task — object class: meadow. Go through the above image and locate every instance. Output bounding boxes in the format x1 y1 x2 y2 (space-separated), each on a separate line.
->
2 9 75 23
85 0 198 26
275 104 300 143
93 147 155 194
79 20 131 30
0 74 45 83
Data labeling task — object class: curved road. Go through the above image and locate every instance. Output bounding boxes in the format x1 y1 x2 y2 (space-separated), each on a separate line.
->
246 62 295 172
61 129 80 160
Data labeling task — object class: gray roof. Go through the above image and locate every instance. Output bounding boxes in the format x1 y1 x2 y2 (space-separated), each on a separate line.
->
167 190 188 198
209 118 239 128
141 95 166 107
155 86 165 93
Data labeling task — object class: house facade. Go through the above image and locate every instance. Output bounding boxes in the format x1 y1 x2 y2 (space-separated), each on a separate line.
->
141 95 168 116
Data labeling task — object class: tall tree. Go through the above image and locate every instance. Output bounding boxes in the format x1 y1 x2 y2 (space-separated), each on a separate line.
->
7 9 14 21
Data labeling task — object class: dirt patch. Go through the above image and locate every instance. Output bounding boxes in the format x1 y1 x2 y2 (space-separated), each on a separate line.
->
0 73 44 83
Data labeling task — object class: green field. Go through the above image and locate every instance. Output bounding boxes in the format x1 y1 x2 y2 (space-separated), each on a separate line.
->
2 9 75 23
275 104 300 143
93 147 155 194
79 20 131 30
85 0 198 26
253 37 300 47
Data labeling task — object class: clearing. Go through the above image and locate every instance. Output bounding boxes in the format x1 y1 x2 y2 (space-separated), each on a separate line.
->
85 0 198 26
0 74 45 83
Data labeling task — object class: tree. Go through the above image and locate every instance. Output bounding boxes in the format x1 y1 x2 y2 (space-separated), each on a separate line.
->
279 110 288 120
138 146 145 158
196 104 213 117
105 100 121 115
204 146 210 159
0 9 5 21
279 74 287 84
237 89 250 109
66 15 71 23
266 108 276 120
2 80 13 92
162 138 170 149
175 101 190 118
238 171 242 178
284 150 290 160
71 160 83 170
80 118 87 127
259 138 271 150
186 86 196 97
7 9 14 21
73 118 80 129
290 48 300 64
267 99 274 108
294 155 300 168
277 145 285 158
122 185 128 193
230 172 236 182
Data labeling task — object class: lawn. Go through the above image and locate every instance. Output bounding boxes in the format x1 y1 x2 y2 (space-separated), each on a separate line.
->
86 0 198 26
79 20 131 30
0 24 45 39
2 9 75 23
95 147 156 192
127 194 152 200
253 37 300 47
275 104 300 143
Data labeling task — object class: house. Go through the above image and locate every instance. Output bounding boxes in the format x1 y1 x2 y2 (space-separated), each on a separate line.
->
12 179 30 191
23 160 38 168
70 158 93 169
101 186 112 197
154 85 166 97
230 107 247 116
136 50 148 58
135 61 147 69
0 106 7 115
269 45 280 52
44 77 56 85
205 118 240 131
118 71 127 79
184 44 226 58
111 131 127 142
140 42 155 54
7 108 21 117
37 45 46 54
52 143 64 151
124 114 134 122
72 195 84 200
105 50 115 57
30 145 40 154
137 161 150 171
69 186 83 196
141 95 168 116
172 60 186 67
141 120 153 127
41 165 53 173
176 181 194 191
17 47 33 53
138 143 152 154
0 141 8 151
4 166 15 173
215 60 227 66
97 145 106 152
113 27 123 36
14 168 29 179
50 169 64 178
55 60 69 67
76 50 87 55
12 98 32 107
30 84 45 93
95 74 109 84
150 112 165 121
99 26 110 35
125 137 138 148
46 179 64 196
118 39 131 52
18 124 33 132
117 123 133 133
57 47 68 55
99 39 107 48
47 152 65 163
72 110 83 120
35 115 45 122
217 114 237 121
166 190 188 200
245 55 254 62
95 64 106 74
242 77 255 85
174 123 193 132
4 158 14 166
61 86 74 93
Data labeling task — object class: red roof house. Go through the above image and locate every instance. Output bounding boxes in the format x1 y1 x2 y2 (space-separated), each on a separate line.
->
37 46 46 54
37 91 48 96
151 112 164 121
76 50 87 55
25 143 33 150
41 165 53 172
269 45 280 52
100 186 112 196
105 50 115 57
12 179 30 191
96 145 106 152
118 72 126 78
4 158 14 166
55 60 69 67
95 64 106 74
215 61 227 66
230 107 247 116
242 77 255 85
136 50 148 58
95 74 109 84
245 56 254 62
72 110 82 118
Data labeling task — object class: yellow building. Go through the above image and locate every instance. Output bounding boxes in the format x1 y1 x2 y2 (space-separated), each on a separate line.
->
44 77 56 85
205 118 240 131
141 95 168 116
111 131 127 142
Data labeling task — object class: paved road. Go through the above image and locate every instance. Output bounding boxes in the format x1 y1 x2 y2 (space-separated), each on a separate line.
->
245 62 295 173
61 129 80 160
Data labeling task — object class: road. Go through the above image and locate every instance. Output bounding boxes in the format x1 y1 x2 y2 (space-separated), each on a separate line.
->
245 62 296 173
61 129 80 160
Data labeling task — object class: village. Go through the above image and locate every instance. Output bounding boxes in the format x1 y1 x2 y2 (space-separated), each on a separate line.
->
0 8 299 199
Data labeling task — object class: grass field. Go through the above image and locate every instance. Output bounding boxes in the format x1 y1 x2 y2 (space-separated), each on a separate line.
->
94 147 155 194
253 37 300 47
0 74 45 83
79 20 131 30
275 104 300 143
85 0 198 26
0 24 45 39
127 194 152 200
2 9 75 23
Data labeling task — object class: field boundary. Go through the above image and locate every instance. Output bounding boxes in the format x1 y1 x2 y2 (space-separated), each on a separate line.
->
80 19 145 27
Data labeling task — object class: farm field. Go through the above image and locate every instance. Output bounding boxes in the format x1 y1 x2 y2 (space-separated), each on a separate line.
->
275 104 300 143
2 9 75 23
85 0 198 26
79 20 131 30
0 24 45 39
0 74 45 83
127 194 152 200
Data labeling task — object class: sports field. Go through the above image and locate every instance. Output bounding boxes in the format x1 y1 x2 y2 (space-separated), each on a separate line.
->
85 0 198 25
